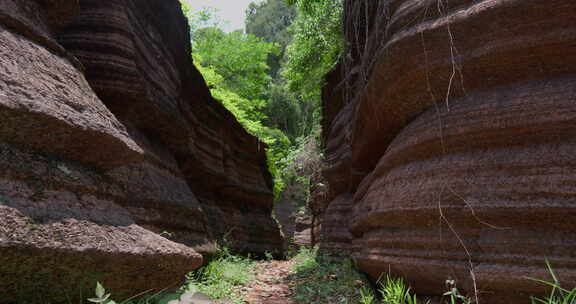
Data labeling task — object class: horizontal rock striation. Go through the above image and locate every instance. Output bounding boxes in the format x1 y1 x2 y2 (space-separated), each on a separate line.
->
0 143 202 301
0 0 281 302
57 0 281 257
320 0 576 302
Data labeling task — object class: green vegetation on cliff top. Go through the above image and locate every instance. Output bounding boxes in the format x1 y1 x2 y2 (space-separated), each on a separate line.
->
181 0 344 197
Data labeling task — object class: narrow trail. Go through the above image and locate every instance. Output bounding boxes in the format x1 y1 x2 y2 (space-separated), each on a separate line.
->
243 260 296 304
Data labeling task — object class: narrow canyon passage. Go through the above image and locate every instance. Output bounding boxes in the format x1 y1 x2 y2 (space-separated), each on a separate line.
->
2 0 576 303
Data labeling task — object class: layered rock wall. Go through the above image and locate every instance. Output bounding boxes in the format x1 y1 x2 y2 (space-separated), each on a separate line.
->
320 0 576 302
0 0 281 302
57 0 281 257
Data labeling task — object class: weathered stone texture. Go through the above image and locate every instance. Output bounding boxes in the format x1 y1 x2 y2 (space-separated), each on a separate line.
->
319 0 576 302
58 0 281 257
0 144 202 301
0 0 280 301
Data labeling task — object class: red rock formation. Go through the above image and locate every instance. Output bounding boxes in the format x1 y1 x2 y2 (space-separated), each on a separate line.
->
57 0 281 257
318 193 353 254
320 0 576 302
0 0 281 301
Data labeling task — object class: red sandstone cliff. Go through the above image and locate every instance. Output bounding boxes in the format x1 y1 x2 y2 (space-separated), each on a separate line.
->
319 0 576 302
0 0 281 301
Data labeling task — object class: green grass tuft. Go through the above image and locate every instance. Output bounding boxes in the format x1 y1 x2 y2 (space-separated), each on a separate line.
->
183 249 256 304
378 275 418 304
530 260 576 304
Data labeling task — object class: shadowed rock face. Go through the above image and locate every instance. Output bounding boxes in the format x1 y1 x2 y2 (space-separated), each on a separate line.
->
0 0 281 301
274 180 314 251
319 0 576 302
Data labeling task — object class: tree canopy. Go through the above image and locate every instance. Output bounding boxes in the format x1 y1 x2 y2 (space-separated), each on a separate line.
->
193 27 279 119
245 0 297 78
282 0 344 103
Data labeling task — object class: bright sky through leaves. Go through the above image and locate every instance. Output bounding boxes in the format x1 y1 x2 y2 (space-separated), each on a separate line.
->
184 0 264 32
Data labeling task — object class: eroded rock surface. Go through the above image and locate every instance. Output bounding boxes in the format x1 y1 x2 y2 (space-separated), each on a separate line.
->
274 179 314 251
0 0 281 301
319 0 576 302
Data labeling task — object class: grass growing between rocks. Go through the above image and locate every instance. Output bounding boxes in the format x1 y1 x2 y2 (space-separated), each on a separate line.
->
289 246 429 304
86 248 574 304
288 247 467 304
290 246 372 303
85 247 256 304
529 260 576 304
183 247 257 303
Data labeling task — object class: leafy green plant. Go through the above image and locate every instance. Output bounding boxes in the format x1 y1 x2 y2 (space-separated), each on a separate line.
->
292 246 319 274
284 240 299 259
379 275 418 304
530 260 576 304
184 248 256 304
86 282 170 304
443 280 472 304
264 251 274 261
88 282 115 304
359 286 375 304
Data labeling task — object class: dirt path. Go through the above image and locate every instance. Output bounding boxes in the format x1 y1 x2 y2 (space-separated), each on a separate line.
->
242 260 296 304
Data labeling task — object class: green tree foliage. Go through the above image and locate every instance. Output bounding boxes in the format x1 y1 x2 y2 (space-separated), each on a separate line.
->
196 59 290 156
245 0 343 141
262 83 301 139
245 0 297 78
283 0 344 102
185 5 280 121
190 9 224 39
182 4 291 195
244 0 303 141
181 3 225 39
258 0 344 141
193 27 279 105
266 0 344 193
